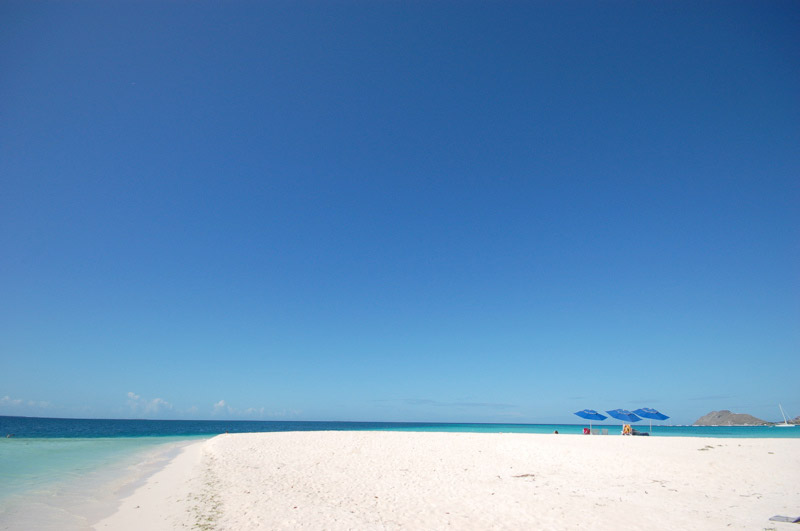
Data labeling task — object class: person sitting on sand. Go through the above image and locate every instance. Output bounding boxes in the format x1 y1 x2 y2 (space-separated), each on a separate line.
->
622 424 632 435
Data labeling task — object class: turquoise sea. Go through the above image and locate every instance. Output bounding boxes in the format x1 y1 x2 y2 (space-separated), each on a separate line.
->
1 416 798 530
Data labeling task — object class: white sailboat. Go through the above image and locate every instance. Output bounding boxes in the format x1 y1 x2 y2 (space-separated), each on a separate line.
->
774 404 796 427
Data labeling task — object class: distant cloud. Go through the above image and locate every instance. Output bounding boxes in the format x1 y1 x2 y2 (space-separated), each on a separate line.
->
212 400 269 418
268 408 302 418
401 398 517 410
127 391 172 416
148 398 171 412
1 395 50 411
496 410 526 419
1 395 23 407
213 399 231 414
688 395 732 401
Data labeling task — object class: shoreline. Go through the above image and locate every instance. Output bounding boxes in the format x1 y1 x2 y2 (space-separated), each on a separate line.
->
0 437 202 531
95 431 800 530
94 439 207 530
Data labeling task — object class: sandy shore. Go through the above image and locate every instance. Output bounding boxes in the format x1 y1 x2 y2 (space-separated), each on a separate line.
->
94 431 800 530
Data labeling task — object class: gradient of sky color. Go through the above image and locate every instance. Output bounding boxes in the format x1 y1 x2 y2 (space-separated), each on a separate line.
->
2 1 798 425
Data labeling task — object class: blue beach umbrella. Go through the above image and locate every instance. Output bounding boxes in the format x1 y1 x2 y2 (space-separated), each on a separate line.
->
606 409 642 423
573 409 608 433
633 408 670 432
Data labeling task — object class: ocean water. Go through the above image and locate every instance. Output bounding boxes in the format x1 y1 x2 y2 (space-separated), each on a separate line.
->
1 416 797 530
4 415 799 439
0 435 198 530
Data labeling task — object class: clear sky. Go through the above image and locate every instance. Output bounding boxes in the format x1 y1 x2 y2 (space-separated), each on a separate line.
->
1 1 798 425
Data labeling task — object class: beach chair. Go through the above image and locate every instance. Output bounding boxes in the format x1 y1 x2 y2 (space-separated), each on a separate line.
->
601 429 608 435
591 429 600 435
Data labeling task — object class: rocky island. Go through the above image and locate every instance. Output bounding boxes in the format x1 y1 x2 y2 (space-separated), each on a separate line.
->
693 410 770 426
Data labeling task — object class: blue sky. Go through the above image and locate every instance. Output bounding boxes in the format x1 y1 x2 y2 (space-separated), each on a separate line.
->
1 1 798 425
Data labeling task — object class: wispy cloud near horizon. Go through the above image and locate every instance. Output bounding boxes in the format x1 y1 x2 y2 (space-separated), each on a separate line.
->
126 392 172 416
688 395 734 401
0 395 51 412
400 398 518 410
212 400 281 419
212 399 232 415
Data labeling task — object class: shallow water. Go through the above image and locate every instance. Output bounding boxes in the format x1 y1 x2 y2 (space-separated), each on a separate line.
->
0 437 201 530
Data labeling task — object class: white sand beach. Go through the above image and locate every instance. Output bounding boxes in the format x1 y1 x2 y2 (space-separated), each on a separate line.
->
95 431 800 530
